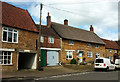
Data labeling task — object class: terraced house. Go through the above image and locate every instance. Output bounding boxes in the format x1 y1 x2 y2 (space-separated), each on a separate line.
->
51 19 106 64
102 39 120 62
0 2 39 71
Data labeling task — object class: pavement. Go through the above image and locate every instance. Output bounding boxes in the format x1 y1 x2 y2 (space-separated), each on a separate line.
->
2 66 78 79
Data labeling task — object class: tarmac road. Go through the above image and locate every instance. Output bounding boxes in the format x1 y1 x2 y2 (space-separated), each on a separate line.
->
2 70 120 82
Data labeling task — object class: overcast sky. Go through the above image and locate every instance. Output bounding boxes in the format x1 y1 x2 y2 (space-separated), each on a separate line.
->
1 0 119 41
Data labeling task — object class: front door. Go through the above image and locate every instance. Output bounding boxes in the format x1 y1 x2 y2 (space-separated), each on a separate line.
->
78 52 83 63
41 50 47 67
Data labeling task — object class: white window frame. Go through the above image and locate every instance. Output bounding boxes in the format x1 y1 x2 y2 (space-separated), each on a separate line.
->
0 51 12 65
87 51 92 57
88 43 92 47
66 51 73 59
2 27 18 43
68 40 74 45
95 44 99 48
40 36 44 43
48 37 54 43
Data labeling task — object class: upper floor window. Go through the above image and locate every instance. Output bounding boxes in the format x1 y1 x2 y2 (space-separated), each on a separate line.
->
48 37 54 43
95 44 99 48
68 40 74 45
2 27 18 43
88 43 92 47
87 51 92 57
40 36 44 43
109 49 112 53
0 51 12 65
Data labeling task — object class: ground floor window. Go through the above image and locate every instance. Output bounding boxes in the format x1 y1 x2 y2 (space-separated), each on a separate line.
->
66 51 73 59
0 51 12 65
87 51 92 57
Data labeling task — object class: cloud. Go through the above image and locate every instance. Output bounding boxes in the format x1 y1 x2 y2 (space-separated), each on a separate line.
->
1 0 119 40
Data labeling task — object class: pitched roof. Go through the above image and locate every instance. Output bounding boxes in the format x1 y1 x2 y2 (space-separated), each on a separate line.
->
102 39 120 50
51 22 105 44
36 24 60 38
1 1 38 32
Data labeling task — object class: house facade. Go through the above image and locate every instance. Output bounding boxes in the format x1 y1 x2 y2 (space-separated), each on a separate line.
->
36 22 61 66
102 39 120 62
0 2 39 71
51 19 106 64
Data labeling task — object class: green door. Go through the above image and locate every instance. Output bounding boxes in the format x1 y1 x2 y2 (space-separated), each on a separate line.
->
41 50 47 67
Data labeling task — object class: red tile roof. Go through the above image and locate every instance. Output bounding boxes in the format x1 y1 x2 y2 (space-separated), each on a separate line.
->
1 1 38 32
102 39 120 50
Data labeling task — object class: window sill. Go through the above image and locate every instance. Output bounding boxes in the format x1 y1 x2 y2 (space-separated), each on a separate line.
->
68 44 74 45
2 41 18 44
0 64 13 66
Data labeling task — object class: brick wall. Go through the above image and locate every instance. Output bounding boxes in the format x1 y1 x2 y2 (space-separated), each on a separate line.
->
61 39 106 64
1 26 39 71
41 37 60 48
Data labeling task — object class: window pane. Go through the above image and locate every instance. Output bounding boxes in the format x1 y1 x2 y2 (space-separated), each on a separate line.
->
4 60 7 64
8 29 13 32
8 56 11 64
3 28 7 30
0 60 3 64
14 30 17 32
8 52 11 55
4 52 7 56
3 31 7 41
8 32 12 42
13 33 17 42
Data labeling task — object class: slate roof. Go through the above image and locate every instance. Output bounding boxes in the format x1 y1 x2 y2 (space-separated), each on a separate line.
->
36 24 60 38
1 1 38 32
51 22 105 44
102 39 120 50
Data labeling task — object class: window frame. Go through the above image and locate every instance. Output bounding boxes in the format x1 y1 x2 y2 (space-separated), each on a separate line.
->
68 40 74 45
95 44 99 48
66 51 73 59
40 36 44 43
2 27 18 43
0 51 12 65
88 43 92 47
48 37 54 44
87 51 92 57
109 49 112 53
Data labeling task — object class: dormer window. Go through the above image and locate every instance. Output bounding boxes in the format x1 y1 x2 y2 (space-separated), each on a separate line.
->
68 40 74 45
2 27 18 43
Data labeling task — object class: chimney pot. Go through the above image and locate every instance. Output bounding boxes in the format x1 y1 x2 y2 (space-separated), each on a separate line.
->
64 19 68 25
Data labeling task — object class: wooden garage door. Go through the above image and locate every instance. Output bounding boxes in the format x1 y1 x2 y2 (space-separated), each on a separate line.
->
41 50 47 67
47 51 59 66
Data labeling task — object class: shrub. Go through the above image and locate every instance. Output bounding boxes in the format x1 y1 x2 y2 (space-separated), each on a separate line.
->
80 62 87 65
70 58 77 64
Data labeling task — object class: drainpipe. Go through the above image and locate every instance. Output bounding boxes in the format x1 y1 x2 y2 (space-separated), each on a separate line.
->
60 38 62 65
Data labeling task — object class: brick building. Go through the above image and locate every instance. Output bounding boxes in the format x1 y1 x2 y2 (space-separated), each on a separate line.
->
36 22 61 66
0 2 39 71
51 19 106 64
102 39 120 62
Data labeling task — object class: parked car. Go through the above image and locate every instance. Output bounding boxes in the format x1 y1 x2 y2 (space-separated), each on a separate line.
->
115 59 120 69
94 57 116 71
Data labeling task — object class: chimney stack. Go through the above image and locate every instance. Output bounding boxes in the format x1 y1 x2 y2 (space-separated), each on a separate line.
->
47 12 51 28
64 19 68 25
90 25 94 32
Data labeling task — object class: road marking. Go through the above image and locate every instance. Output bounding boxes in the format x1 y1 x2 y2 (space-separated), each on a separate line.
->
35 72 90 80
